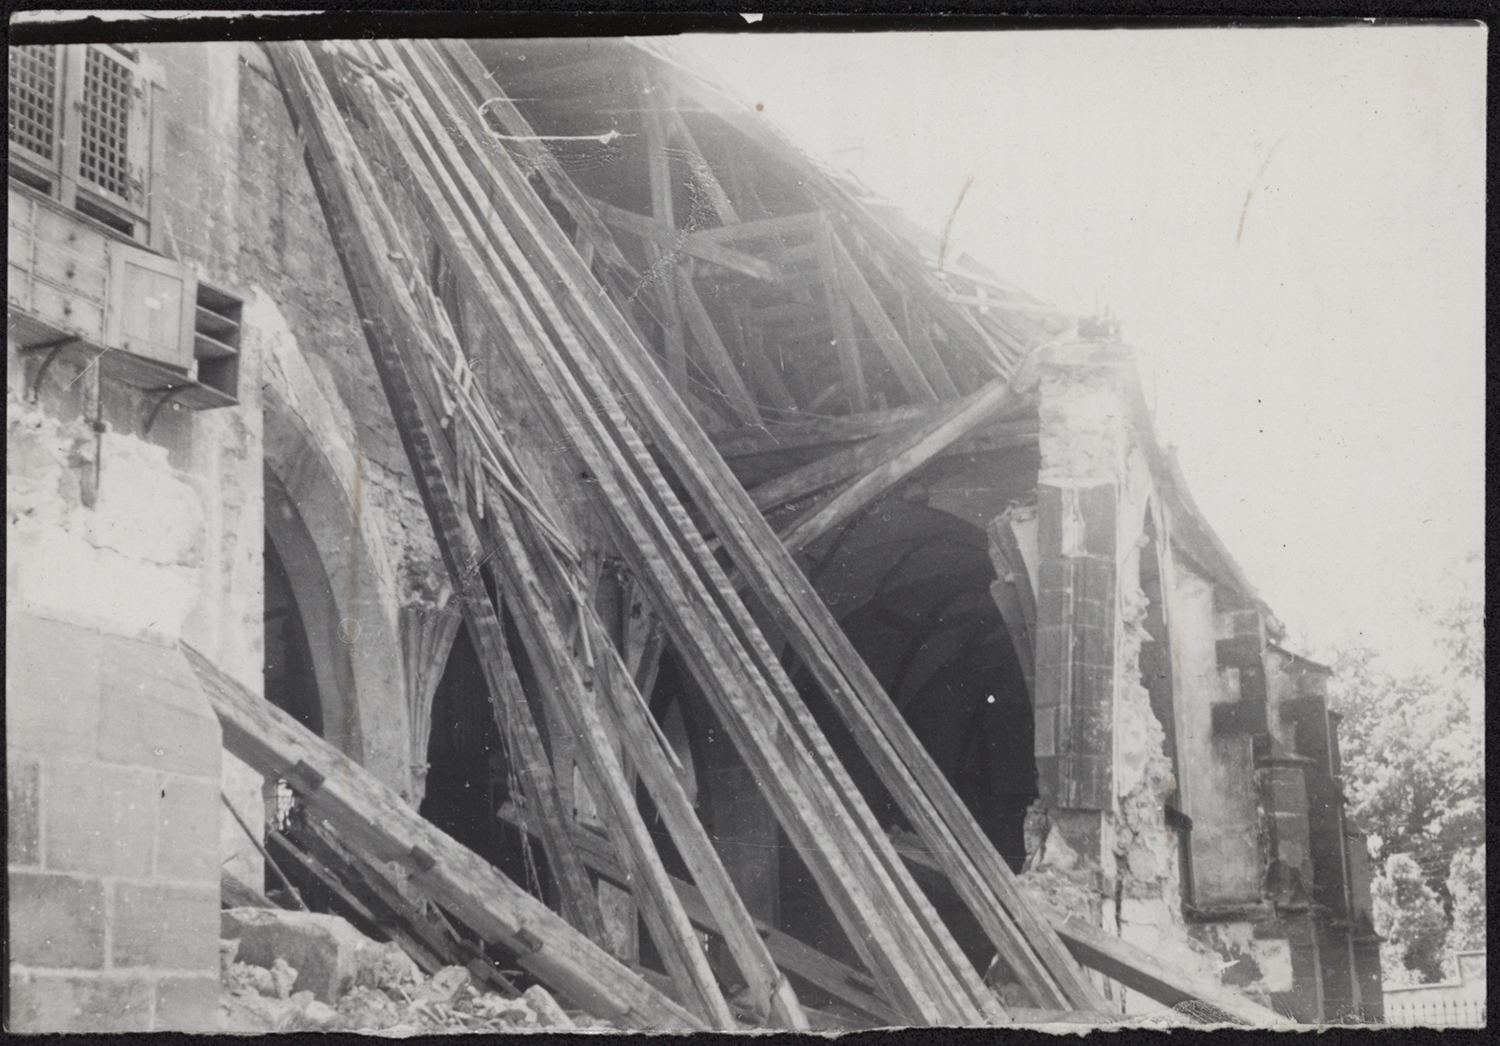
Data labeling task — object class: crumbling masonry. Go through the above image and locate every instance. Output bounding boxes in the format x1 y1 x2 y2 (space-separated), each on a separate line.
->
7 34 1381 1031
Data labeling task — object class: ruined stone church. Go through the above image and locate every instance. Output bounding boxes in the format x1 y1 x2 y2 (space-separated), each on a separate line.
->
7 31 1382 1032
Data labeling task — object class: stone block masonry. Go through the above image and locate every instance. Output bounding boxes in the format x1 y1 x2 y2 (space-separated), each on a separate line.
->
8 389 223 1033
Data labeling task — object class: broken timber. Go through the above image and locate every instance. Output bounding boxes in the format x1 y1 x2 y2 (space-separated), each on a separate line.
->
272 40 781 1028
423 36 1103 1014
363 38 1002 1024
185 642 703 1031
264 41 609 954
887 829 1295 1027
495 804 903 1027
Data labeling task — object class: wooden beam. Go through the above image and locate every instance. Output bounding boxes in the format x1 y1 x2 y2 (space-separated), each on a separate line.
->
886 828 1291 1026
987 513 1037 698
815 215 869 412
674 266 761 426
686 210 822 246
299 818 520 996
265 41 608 950
496 805 902 1028
185 641 702 1031
529 47 1100 1012
778 379 1024 551
830 233 953 401
727 297 798 414
407 40 1021 1023
352 53 818 1029
748 407 1033 514
348 59 741 1027
589 197 781 283
461 70 634 278
668 109 739 226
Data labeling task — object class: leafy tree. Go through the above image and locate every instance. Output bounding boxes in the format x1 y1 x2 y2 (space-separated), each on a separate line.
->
1442 843 1485 959
1372 853 1448 985
1328 551 1483 982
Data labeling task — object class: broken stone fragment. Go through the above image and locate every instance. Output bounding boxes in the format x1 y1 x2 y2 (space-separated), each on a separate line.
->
523 984 575 1029
221 906 403 1004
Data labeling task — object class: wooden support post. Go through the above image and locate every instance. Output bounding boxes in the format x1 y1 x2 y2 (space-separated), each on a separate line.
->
778 379 1023 553
186 642 703 1031
348 55 808 1028
392 39 1019 1023
587 196 780 282
829 232 950 402
815 215 869 412
675 266 761 426
496 805 902 1028
264 41 608 950
727 297 799 414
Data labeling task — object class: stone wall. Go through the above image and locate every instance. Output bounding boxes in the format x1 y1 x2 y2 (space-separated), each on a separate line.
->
7 382 221 1032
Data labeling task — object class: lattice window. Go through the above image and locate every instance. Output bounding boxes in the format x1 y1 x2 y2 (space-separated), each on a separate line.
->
8 45 59 161
9 44 155 240
78 46 135 202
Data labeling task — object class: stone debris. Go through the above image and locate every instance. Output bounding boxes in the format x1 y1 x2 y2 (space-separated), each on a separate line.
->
218 920 608 1034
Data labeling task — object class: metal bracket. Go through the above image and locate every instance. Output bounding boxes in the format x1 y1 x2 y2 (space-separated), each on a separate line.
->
142 384 190 434
25 336 81 402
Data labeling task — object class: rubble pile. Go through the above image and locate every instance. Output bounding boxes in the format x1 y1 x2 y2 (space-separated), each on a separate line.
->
218 907 603 1034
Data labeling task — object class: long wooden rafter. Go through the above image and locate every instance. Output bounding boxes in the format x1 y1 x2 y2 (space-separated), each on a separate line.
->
424 36 1101 1015
382 37 1008 1024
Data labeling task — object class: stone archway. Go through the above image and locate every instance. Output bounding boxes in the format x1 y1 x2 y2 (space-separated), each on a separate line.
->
262 382 411 798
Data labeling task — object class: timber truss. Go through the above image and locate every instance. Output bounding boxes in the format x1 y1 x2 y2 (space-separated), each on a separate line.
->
191 38 1293 1031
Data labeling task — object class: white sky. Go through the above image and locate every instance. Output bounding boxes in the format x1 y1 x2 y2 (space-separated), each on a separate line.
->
681 26 1485 667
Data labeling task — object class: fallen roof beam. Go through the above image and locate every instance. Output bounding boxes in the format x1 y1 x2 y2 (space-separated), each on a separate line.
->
496 805 903 1027
402 39 1002 1024
887 829 1295 1027
433 36 1099 1015
419 38 1104 1020
778 378 1025 552
831 232 955 401
675 266 761 426
267 40 608 951
345 50 805 1028
589 197 782 283
185 642 702 1031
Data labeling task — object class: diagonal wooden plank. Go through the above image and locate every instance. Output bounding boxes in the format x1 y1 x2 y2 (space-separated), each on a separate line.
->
675 266 761 426
408 39 1015 1023
829 232 944 403
588 196 781 283
265 40 607 950
778 379 1023 552
185 641 702 1031
334 57 736 1028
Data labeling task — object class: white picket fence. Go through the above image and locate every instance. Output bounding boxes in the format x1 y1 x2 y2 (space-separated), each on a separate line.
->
1384 994 1485 1028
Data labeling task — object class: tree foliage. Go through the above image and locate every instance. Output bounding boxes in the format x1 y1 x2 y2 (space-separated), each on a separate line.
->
1328 551 1483 983
1372 853 1448 985
1443 843 1485 959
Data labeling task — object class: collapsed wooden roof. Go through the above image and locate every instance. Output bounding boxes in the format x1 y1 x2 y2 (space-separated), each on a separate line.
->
199 38 1293 1032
